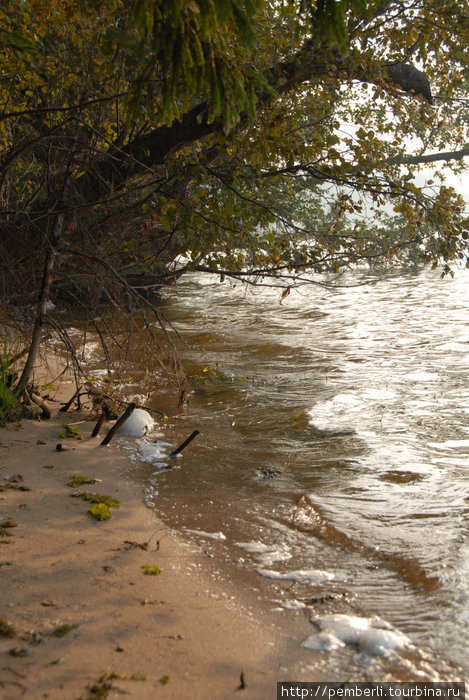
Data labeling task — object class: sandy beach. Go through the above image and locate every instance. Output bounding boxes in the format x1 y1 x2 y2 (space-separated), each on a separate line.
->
0 381 318 699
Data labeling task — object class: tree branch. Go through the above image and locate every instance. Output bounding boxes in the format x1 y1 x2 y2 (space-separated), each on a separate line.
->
89 47 436 196
389 148 469 166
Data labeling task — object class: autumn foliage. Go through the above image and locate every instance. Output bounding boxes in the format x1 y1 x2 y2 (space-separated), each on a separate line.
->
0 0 469 386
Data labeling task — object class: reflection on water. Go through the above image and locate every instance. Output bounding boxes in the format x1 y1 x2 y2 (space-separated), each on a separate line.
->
112 268 469 679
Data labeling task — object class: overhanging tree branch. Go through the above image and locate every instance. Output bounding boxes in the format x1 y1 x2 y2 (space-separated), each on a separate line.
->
87 48 437 196
389 148 469 166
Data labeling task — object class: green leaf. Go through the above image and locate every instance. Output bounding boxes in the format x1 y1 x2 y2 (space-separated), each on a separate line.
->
142 564 162 575
88 504 112 521
0 29 39 54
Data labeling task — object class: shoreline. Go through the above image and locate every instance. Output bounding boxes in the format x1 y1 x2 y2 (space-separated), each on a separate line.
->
0 385 319 698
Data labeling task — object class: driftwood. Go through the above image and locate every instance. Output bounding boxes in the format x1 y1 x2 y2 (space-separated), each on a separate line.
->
20 387 48 419
30 392 51 419
100 402 136 446
169 430 200 457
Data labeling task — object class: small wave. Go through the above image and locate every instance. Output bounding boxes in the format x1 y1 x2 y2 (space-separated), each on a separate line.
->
184 529 227 541
308 389 396 432
428 439 469 450
256 568 334 584
403 371 439 382
273 598 306 611
437 342 469 352
137 440 173 464
235 541 292 565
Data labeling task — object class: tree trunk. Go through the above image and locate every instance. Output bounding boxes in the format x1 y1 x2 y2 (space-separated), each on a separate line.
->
16 214 63 391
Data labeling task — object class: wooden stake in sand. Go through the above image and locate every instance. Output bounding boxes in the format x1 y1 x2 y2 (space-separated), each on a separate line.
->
91 404 111 438
100 402 136 446
168 430 200 457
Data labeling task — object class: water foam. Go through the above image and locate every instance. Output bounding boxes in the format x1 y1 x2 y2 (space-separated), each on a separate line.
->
256 568 334 584
137 440 172 464
302 614 409 657
235 541 292 565
307 390 395 431
428 439 469 451
184 529 227 541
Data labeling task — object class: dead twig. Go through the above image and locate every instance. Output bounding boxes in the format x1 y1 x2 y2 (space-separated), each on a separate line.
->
59 383 83 413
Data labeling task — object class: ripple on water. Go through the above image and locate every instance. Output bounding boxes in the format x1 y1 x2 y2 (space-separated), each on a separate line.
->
101 267 469 680
255 568 335 585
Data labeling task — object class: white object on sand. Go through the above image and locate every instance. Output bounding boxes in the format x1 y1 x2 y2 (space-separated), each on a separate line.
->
116 408 154 437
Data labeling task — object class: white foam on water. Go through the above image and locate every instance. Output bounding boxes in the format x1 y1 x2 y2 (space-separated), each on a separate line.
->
428 439 469 450
308 393 364 430
358 627 409 657
137 440 171 463
301 632 346 651
361 388 397 400
436 342 469 352
80 340 100 361
307 389 395 431
128 393 150 406
403 371 439 382
184 529 227 541
257 549 292 566
235 541 278 554
117 408 154 437
88 368 114 377
256 568 335 584
317 613 369 644
235 541 292 565
275 598 306 611
303 614 409 658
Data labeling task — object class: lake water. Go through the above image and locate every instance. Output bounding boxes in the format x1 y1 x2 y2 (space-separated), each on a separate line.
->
99 267 469 681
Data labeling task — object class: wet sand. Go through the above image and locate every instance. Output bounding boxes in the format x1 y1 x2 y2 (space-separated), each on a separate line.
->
0 385 317 699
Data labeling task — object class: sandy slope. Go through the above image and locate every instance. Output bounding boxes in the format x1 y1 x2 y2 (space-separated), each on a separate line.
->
0 396 314 699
